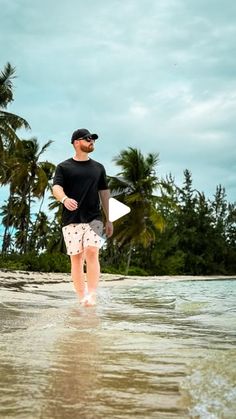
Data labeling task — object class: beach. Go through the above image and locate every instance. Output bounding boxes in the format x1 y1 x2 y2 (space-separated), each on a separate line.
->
1 269 236 418
1 268 235 289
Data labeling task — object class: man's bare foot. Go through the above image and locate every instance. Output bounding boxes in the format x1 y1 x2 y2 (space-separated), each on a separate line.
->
80 293 96 307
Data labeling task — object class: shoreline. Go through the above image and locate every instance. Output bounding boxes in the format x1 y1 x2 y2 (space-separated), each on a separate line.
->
0 268 235 288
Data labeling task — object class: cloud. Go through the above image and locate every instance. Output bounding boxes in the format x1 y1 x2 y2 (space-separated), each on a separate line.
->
1 0 235 202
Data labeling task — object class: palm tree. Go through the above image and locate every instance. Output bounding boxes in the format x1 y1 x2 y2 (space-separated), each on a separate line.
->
109 147 164 274
0 195 29 253
0 62 30 150
13 138 54 253
0 147 20 253
47 197 65 253
28 160 55 251
1 138 54 253
0 62 30 252
30 211 50 253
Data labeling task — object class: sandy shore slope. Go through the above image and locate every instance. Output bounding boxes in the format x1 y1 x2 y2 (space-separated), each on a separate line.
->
0 269 235 288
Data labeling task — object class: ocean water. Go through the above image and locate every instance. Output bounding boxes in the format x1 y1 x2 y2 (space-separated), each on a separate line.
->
0 278 236 419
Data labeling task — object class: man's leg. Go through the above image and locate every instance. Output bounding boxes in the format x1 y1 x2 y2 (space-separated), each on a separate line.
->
70 253 86 300
84 246 100 301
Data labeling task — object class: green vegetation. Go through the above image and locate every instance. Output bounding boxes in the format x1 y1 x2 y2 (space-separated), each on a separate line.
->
0 62 236 275
0 252 70 272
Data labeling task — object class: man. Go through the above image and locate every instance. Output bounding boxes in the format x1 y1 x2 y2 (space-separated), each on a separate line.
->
52 128 113 306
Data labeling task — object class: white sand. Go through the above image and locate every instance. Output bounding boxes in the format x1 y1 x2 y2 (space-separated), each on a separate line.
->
0 268 235 288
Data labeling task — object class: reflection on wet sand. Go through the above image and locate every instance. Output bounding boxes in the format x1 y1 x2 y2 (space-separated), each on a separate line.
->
40 308 103 419
0 278 236 418
40 312 189 419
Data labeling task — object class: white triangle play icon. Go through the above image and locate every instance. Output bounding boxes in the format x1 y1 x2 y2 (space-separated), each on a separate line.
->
109 197 131 222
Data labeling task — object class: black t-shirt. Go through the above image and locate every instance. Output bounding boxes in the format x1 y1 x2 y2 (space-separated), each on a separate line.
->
53 158 108 226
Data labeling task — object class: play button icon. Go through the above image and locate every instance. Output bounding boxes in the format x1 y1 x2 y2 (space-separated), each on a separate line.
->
109 197 131 222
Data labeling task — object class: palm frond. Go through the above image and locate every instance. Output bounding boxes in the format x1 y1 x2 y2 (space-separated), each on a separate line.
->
0 62 16 108
0 110 30 130
37 140 53 158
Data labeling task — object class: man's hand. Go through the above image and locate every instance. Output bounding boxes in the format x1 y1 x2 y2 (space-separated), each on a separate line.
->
105 221 113 238
63 198 78 211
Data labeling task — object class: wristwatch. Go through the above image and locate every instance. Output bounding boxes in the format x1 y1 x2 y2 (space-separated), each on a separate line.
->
61 196 68 204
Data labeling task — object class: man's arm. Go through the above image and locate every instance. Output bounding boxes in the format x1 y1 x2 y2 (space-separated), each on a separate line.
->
99 189 113 238
52 185 78 211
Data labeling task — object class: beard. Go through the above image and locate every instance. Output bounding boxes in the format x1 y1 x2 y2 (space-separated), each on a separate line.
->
80 143 94 153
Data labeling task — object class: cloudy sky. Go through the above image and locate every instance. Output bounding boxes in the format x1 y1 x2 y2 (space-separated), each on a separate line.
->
1 0 236 202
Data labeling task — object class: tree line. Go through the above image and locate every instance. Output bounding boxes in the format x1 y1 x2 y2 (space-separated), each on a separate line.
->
0 63 236 275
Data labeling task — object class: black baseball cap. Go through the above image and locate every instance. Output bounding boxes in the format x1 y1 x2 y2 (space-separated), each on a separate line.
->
71 128 98 144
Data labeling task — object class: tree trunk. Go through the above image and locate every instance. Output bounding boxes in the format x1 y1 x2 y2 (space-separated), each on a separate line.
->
125 242 133 275
1 187 14 253
28 194 45 251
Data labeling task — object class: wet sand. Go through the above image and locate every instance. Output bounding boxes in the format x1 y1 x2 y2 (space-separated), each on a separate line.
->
1 269 236 418
0 268 235 289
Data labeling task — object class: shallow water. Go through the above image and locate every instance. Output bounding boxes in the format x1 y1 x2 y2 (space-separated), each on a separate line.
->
0 278 236 419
